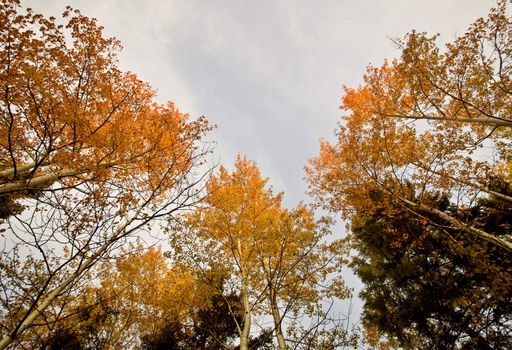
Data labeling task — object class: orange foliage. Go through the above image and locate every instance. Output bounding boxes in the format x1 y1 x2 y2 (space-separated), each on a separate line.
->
0 2 212 348
173 156 349 349
307 0 512 250
0 0 211 202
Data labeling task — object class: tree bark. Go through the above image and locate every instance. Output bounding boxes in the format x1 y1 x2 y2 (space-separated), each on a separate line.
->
0 168 80 194
270 291 287 350
387 113 512 128
238 239 251 350
397 195 512 253
412 161 512 204
262 260 287 350
239 276 251 350
0 162 36 179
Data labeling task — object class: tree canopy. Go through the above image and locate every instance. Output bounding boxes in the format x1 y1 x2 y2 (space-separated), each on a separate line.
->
0 1 212 348
2 0 511 349
351 190 512 349
308 1 512 348
307 0 512 252
171 156 349 349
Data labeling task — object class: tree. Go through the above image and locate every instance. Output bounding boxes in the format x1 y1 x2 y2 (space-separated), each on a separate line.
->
307 0 512 254
21 247 243 350
89 247 204 349
171 156 349 350
172 156 281 349
0 1 212 348
307 1 512 348
350 188 512 349
0 1 210 204
141 291 251 350
257 206 350 350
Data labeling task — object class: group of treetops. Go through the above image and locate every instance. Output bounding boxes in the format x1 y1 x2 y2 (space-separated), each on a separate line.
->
0 0 510 349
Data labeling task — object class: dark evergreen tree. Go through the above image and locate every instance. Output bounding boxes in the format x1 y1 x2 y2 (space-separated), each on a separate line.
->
142 291 273 350
141 292 244 350
351 185 512 349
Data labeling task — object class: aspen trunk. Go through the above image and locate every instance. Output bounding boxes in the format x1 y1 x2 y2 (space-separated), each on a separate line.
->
237 238 251 350
239 277 251 350
263 260 287 349
0 168 80 194
0 243 107 350
396 195 512 253
271 294 287 350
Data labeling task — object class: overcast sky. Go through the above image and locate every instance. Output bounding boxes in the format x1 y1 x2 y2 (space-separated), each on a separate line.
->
24 0 496 325
24 0 494 207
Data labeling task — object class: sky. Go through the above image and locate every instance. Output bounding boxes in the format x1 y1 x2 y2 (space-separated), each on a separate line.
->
24 0 494 208
24 0 497 328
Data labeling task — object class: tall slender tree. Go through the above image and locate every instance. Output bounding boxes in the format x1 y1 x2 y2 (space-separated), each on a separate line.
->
171 156 349 349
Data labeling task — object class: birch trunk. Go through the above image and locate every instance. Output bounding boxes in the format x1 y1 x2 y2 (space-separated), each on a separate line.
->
239 276 251 350
270 291 287 350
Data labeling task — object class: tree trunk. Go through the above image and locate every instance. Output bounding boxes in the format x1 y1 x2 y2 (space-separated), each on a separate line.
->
388 113 512 127
0 168 80 194
262 259 287 350
0 244 105 350
239 277 251 350
0 162 36 179
237 238 251 350
270 292 287 350
397 195 512 253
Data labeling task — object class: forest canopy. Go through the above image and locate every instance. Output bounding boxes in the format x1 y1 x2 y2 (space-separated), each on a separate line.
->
1 0 511 349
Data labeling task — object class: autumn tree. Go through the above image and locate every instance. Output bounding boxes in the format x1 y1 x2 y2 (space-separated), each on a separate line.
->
171 156 349 350
0 1 212 348
257 206 350 349
89 247 205 349
307 1 512 255
307 1 512 348
11 246 241 349
28 247 245 350
141 291 245 350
